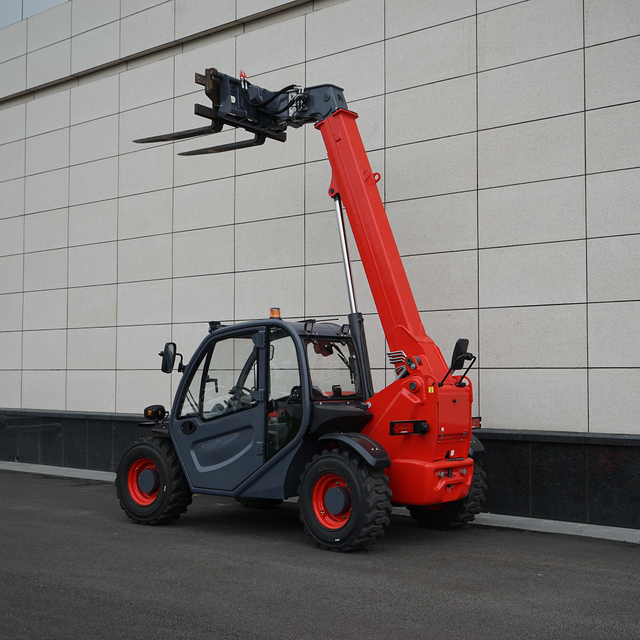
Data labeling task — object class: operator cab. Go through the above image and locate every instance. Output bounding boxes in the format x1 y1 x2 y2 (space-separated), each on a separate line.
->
158 317 370 494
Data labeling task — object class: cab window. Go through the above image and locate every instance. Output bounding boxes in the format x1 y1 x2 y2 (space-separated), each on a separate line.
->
177 333 258 420
266 328 303 459
306 339 360 398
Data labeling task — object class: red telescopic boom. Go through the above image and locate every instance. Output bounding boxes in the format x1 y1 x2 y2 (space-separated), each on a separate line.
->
316 109 449 382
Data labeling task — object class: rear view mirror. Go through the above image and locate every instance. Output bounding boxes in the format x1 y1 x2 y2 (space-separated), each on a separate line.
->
439 338 476 387
313 341 334 357
159 342 184 373
450 338 470 371
160 342 176 373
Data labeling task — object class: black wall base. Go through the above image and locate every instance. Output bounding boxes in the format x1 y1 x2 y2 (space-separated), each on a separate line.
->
1 409 639 531
480 429 640 530
0 409 147 473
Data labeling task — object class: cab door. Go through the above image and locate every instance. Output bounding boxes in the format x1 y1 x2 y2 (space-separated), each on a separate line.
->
172 328 267 492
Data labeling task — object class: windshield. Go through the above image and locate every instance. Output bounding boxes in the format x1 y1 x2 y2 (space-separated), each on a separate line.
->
177 334 258 420
305 339 360 399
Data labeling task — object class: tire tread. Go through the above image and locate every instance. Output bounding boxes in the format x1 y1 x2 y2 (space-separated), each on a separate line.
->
298 448 392 552
116 436 192 525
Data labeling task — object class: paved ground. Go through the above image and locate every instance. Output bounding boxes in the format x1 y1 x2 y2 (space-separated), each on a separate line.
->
1 470 639 640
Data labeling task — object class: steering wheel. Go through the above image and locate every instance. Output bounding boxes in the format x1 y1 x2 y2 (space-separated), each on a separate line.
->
224 386 253 410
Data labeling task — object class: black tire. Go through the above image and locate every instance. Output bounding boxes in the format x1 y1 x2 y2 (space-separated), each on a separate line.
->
298 448 392 552
409 459 487 530
116 436 192 525
236 497 283 509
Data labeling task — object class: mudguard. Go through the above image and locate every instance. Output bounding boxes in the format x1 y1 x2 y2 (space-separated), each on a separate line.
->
318 432 391 469
468 434 485 459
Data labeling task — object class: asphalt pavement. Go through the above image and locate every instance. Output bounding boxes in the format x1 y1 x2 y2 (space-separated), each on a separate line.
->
1 469 639 640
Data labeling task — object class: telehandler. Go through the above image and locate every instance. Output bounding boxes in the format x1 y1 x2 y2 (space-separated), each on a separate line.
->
116 68 486 550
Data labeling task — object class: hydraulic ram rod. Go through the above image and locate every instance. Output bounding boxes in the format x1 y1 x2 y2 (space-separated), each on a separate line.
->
334 196 357 315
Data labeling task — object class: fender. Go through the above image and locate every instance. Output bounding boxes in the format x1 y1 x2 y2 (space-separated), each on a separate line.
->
469 434 485 459
318 432 391 469
150 425 171 439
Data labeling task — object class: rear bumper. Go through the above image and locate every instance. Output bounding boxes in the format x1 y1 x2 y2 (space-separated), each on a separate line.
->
386 457 474 506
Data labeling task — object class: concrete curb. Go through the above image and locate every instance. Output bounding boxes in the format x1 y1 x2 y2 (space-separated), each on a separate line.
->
2 461 638 544
470 512 640 544
390 506 640 544
0 461 116 482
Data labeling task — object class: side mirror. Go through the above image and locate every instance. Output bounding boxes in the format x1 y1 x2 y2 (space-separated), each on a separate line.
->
450 338 470 371
160 342 176 373
159 342 184 373
439 338 476 387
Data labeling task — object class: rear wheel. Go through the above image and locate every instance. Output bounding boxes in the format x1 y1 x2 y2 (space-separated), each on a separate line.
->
298 448 391 551
236 497 283 509
116 437 192 525
409 459 487 529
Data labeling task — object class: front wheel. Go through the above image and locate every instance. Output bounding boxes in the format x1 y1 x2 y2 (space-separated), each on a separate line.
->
298 448 391 551
116 437 192 525
409 459 487 529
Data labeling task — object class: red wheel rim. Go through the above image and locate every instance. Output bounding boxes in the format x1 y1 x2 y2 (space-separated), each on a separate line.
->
311 472 351 530
127 457 159 506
